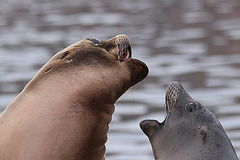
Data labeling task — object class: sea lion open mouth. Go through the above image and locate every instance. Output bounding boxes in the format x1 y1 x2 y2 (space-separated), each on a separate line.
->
147 82 181 131
140 82 188 135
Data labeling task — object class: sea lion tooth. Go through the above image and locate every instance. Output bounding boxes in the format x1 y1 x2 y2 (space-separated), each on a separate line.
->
140 82 238 160
0 34 148 160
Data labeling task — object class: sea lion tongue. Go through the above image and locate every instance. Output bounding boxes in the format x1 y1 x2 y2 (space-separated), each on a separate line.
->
140 82 238 160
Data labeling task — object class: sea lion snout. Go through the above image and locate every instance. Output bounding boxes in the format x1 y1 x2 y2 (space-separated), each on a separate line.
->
89 34 132 62
103 34 148 85
165 82 195 112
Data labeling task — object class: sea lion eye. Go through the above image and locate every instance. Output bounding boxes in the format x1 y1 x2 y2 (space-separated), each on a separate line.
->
59 51 69 59
185 101 197 112
89 37 102 45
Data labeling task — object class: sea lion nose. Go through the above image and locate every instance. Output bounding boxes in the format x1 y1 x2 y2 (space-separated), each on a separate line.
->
115 35 132 62
89 37 102 45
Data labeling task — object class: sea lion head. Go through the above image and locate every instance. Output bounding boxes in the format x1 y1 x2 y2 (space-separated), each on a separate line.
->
140 82 238 160
26 34 148 105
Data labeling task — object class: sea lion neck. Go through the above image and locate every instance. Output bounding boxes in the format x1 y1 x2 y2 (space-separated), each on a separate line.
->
23 64 132 106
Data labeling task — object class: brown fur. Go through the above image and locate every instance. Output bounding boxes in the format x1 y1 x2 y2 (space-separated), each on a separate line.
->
0 35 148 160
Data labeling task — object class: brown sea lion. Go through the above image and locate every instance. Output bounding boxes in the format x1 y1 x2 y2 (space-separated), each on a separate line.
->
140 82 238 160
0 34 148 160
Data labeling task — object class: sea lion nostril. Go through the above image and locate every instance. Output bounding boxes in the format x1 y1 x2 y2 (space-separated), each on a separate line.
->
127 46 132 58
89 37 102 45
115 36 132 62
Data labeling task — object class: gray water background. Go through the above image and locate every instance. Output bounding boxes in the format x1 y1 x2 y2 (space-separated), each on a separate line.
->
0 0 240 159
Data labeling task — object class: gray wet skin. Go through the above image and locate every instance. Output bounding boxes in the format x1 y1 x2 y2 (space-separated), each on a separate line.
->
140 82 238 160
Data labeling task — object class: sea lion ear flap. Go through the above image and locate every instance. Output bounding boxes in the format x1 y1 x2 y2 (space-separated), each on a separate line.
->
139 120 161 138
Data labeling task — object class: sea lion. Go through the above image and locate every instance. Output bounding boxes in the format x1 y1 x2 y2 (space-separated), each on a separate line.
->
140 82 238 160
0 34 148 160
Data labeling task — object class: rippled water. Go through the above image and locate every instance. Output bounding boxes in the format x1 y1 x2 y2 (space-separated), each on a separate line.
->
1 0 240 159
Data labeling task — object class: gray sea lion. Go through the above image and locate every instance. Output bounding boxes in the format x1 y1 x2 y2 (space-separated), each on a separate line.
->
140 82 238 160
0 34 148 160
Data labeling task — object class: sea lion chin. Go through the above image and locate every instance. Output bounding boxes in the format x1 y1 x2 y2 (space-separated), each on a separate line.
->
0 34 148 160
140 82 238 160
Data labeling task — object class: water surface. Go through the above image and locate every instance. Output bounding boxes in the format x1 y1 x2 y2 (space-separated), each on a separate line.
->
0 0 240 159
